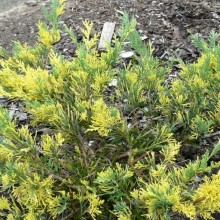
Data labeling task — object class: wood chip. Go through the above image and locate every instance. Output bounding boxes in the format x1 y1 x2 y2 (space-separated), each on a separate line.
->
120 51 134 59
98 22 115 51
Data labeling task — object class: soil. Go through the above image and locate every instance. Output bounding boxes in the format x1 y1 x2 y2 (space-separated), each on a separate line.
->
0 0 50 50
0 0 220 219
1 0 220 60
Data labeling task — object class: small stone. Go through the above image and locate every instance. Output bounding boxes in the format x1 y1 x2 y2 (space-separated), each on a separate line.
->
143 107 148 112
15 111 28 121
120 51 134 59
141 35 148 40
108 79 118 87
88 141 94 147
25 1 38 7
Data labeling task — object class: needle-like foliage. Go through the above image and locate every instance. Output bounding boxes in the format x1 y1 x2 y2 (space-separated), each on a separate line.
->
0 0 220 219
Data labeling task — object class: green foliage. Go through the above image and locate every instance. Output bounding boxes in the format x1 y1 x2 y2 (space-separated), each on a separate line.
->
0 1 220 219
157 31 220 141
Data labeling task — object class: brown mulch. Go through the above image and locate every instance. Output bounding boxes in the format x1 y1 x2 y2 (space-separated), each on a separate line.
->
1 0 220 61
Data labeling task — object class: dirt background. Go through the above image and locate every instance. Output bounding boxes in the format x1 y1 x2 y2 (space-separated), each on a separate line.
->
0 0 219 62
0 0 42 15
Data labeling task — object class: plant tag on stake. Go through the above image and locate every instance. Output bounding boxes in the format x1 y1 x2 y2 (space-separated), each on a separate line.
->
98 22 116 51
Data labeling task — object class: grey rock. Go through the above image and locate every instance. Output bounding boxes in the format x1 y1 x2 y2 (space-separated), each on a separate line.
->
24 1 38 7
